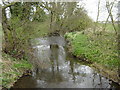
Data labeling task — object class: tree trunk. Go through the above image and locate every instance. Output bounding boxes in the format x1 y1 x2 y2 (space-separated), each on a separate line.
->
94 0 100 34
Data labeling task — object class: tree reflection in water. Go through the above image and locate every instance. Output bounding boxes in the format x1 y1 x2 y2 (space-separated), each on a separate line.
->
12 36 119 88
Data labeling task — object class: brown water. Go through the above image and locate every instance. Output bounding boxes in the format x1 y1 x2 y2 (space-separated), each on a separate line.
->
12 36 120 88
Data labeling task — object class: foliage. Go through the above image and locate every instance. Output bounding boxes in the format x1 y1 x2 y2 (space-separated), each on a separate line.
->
32 6 47 22
49 2 93 33
2 2 48 59
2 2 93 59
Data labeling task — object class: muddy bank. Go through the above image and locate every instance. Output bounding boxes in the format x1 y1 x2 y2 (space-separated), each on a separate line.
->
91 63 120 85
1 53 32 89
2 71 32 90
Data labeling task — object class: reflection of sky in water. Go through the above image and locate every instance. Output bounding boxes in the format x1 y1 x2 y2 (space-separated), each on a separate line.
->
75 65 93 74
31 37 112 88
13 36 118 88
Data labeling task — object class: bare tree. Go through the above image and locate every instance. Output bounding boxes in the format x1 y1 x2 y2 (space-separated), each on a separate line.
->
102 1 115 32
94 0 100 34
105 0 117 35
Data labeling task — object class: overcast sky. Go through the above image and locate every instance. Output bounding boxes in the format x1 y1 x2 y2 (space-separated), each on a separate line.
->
81 0 118 21
0 0 119 21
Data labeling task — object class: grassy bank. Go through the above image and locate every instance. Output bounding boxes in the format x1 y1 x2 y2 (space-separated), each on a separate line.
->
65 32 119 70
65 28 120 83
1 53 32 88
64 29 119 70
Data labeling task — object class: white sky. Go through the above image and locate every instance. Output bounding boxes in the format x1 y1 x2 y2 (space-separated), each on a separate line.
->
81 0 118 21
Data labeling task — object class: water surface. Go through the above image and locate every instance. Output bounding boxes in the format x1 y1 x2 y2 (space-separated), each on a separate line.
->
12 36 120 88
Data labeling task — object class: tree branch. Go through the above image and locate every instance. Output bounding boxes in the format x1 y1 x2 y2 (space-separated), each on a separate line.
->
106 1 117 35
2 2 17 9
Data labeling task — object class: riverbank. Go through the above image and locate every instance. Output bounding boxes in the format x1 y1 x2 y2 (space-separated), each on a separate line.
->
1 53 32 88
64 29 120 85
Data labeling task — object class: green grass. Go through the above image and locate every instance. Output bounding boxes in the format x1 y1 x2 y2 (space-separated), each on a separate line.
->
13 60 32 69
97 23 118 32
1 53 32 88
65 31 119 70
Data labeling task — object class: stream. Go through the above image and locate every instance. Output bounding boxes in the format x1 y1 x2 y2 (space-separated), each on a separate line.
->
12 36 120 88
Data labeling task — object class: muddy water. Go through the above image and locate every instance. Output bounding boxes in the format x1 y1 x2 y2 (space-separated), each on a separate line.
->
12 36 120 88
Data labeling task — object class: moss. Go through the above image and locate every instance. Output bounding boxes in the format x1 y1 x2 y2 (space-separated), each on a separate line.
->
1 53 32 88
